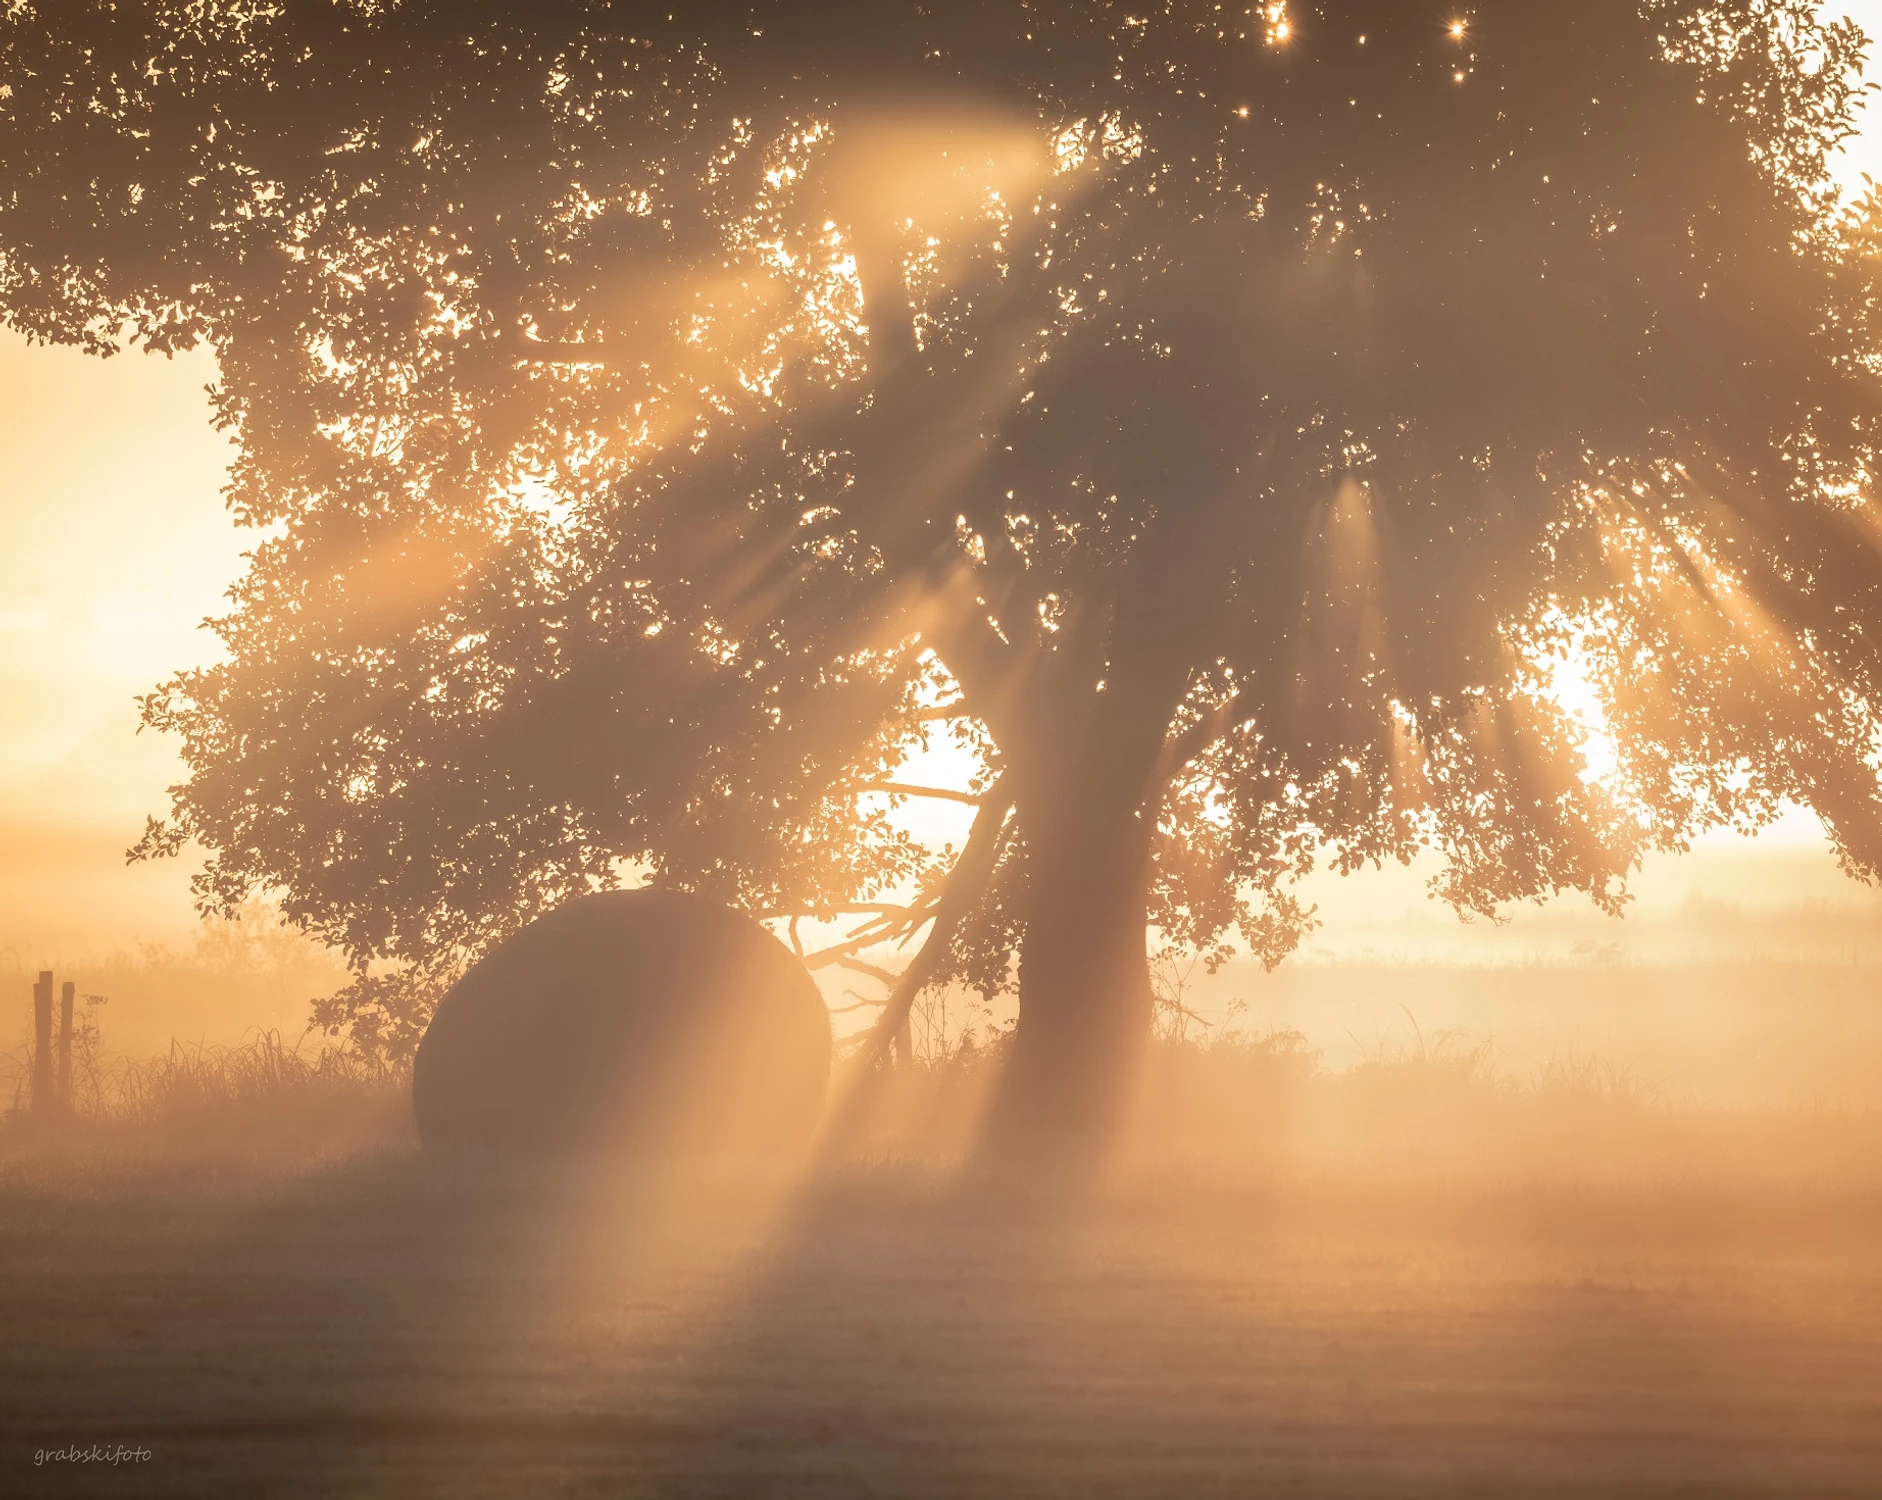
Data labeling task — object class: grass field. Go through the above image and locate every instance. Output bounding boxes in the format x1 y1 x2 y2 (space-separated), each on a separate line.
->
3 1048 1880 1500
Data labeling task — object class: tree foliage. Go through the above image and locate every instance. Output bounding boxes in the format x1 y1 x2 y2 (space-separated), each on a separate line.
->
5 1 1882 1073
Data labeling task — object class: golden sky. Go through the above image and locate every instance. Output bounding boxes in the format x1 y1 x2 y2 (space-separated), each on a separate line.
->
0 334 237 954
3 5 1882 964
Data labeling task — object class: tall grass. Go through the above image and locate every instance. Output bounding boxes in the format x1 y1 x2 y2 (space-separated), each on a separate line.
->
106 1031 399 1128
2 1028 406 1153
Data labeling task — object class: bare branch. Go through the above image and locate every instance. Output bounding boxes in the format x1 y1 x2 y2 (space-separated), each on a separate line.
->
834 956 898 986
804 774 1015 1088
757 902 914 921
857 771 1016 1064
800 917 935 971
856 782 983 805
841 897 939 945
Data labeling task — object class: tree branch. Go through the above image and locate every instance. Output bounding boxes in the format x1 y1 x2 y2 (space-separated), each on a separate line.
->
857 782 984 805
858 771 1015 1066
840 896 942 946
833 956 898 986
800 927 924 971
759 902 914 920
797 893 942 968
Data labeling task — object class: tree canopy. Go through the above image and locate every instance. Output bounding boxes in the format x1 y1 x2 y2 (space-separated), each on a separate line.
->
5 1 1882 1119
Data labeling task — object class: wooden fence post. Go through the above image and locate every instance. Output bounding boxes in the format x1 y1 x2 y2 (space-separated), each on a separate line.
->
58 980 75 1113
32 971 53 1116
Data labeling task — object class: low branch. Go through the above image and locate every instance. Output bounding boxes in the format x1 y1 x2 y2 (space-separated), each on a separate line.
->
834 956 898 986
856 782 984 805
840 896 940 946
801 928 921 971
758 902 914 921
858 771 1016 1066
799 899 939 970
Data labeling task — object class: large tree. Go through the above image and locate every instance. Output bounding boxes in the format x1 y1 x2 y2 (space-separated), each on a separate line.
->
6 1 1882 1138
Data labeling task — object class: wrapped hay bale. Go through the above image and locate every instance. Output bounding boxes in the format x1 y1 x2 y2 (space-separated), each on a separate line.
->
412 889 830 1157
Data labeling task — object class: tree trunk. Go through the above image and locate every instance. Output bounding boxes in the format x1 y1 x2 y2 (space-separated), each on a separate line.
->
955 461 1234 1164
985 721 1167 1159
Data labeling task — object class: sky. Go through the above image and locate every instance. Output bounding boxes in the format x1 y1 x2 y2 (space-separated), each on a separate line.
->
0 333 238 957
4 4 1882 977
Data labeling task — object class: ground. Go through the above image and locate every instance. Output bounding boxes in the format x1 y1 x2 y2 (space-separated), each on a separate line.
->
2 1113 1879 1499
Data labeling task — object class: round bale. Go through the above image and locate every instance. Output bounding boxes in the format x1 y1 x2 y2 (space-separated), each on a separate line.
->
412 888 830 1157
